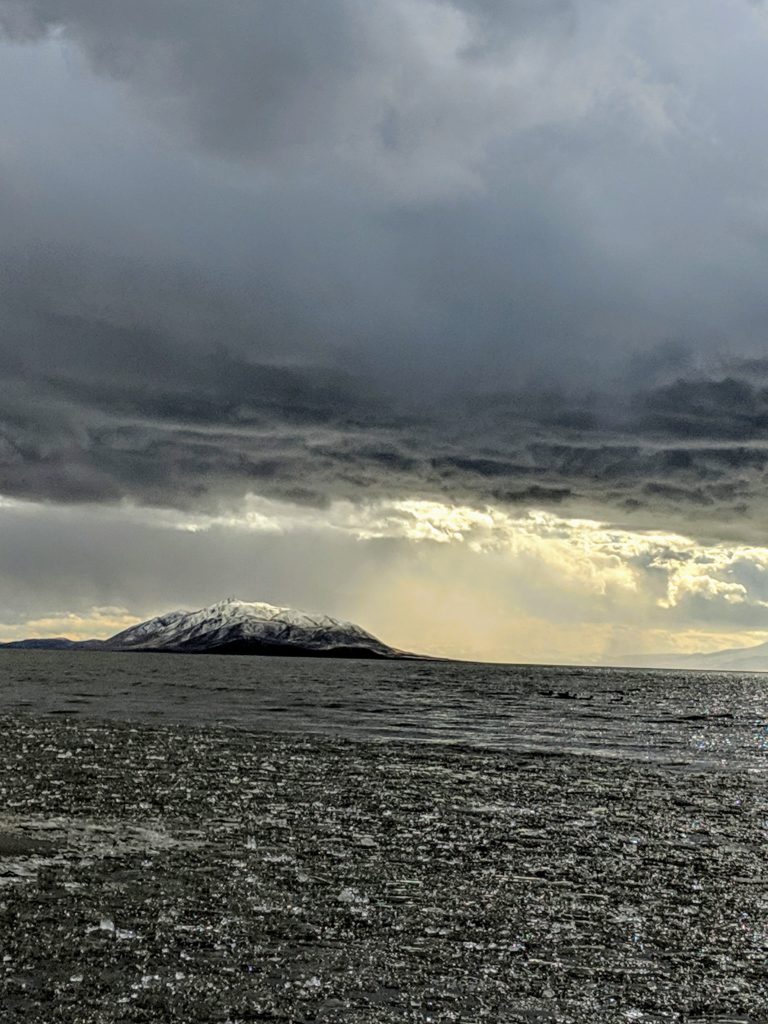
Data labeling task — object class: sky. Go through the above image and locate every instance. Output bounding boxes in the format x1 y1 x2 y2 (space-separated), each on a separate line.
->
3 1 768 661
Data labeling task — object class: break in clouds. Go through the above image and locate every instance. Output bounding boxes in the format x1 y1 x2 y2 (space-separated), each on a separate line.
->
3 0 768 654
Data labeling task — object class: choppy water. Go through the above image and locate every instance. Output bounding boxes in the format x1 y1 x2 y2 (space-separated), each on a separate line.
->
1 651 766 769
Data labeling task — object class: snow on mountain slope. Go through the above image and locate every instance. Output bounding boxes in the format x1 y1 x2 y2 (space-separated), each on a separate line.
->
103 598 398 657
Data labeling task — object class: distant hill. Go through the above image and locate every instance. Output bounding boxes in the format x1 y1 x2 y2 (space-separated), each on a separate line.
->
0 599 417 660
0 637 84 651
618 638 768 673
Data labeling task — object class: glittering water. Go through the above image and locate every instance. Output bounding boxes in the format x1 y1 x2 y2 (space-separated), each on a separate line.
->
1 651 766 769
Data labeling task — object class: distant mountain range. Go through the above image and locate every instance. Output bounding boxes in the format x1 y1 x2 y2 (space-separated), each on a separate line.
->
0 599 414 660
618 638 768 673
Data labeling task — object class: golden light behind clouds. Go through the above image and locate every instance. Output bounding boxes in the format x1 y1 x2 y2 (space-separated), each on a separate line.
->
3 495 768 663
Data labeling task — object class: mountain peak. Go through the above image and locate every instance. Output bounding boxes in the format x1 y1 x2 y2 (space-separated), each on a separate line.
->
100 598 403 658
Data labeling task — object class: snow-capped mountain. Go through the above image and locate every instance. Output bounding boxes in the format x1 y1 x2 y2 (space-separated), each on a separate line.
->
103 598 399 657
1 599 408 659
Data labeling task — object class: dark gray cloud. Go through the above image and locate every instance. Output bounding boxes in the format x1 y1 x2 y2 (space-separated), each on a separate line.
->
1 1 768 539
3 317 768 538
0 1 365 161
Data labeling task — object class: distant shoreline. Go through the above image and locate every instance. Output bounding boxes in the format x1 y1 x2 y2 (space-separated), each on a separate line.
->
0 641 429 660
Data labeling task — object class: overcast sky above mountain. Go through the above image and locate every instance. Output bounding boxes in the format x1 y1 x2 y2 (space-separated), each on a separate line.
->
3 0 768 661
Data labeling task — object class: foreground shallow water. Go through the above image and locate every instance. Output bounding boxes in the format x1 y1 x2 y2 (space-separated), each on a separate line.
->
0 714 765 1023
1 651 767 769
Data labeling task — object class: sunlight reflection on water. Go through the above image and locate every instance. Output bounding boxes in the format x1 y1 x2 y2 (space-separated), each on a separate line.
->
0 651 765 769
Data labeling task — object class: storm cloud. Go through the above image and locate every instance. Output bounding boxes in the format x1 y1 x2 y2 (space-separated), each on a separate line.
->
2 0 768 540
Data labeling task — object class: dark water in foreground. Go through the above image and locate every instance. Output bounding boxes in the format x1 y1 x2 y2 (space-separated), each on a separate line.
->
1 651 766 769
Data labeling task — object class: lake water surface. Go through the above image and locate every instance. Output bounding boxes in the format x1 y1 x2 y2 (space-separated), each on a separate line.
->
2 651 766 770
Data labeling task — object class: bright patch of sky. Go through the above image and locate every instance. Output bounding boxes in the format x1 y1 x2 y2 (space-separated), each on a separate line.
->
3 495 768 662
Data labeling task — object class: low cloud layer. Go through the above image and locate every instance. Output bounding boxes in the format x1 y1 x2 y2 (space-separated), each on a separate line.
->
4 313 768 539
